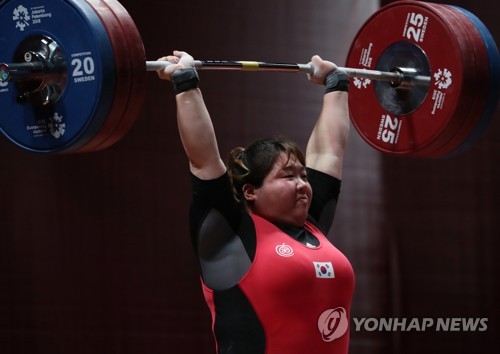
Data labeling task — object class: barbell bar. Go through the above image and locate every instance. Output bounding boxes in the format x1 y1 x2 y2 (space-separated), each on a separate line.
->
0 0 498 156
1 59 431 88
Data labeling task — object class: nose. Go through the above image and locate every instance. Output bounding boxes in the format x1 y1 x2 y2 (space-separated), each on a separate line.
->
296 177 307 190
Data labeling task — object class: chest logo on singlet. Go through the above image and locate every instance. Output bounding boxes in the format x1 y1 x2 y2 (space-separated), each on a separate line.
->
317 307 348 342
275 243 294 257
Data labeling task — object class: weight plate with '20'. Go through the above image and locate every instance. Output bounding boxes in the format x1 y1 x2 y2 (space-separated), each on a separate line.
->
0 0 116 153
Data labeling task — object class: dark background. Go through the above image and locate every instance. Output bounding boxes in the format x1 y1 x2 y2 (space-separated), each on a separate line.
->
1 0 498 353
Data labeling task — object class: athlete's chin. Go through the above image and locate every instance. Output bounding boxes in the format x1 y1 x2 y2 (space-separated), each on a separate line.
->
290 210 309 226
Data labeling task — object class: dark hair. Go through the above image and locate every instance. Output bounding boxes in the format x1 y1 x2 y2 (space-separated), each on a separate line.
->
227 137 305 203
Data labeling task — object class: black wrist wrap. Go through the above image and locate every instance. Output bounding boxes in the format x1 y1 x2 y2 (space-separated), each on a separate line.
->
324 70 349 94
171 68 199 94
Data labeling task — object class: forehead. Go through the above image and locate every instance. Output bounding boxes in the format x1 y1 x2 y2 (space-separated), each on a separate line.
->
273 153 305 171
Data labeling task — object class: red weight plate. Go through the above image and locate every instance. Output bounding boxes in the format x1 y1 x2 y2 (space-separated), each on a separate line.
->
74 0 146 153
403 3 482 157
420 3 489 157
90 0 146 151
73 0 132 153
346 1 477 157
66 0 126 153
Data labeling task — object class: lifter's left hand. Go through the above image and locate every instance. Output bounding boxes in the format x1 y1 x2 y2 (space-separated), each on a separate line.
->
307 55 338 85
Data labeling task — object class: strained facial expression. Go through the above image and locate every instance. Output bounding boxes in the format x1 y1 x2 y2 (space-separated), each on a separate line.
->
244 153 312 227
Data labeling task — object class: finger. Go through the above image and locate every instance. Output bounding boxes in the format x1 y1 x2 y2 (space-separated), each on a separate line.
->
157 56 179 64
156 63 182 80
173 50 188 58
163 63 182 74
311 55 322 68
327 60 338 71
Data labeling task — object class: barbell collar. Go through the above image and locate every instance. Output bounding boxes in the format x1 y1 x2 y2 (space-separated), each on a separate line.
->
0 62 49 82
0 60 66 82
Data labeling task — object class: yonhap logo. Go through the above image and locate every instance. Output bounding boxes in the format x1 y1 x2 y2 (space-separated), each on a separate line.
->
317 307 349 342
352 317 488 332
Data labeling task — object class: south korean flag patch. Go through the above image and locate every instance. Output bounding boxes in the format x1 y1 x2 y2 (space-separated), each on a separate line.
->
314 261 335 279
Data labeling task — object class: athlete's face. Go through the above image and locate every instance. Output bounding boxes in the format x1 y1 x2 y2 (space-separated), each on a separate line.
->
243 153 312 227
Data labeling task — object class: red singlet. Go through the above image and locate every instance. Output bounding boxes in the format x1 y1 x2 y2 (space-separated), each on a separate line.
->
203 214 355 354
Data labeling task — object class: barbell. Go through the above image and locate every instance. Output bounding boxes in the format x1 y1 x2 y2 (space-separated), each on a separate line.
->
0 0 498 157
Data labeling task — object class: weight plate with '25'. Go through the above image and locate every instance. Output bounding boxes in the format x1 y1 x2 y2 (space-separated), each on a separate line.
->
346 0 496 158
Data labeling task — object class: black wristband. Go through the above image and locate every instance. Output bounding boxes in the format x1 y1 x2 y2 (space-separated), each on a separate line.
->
171 68 199 94
324 70 349 94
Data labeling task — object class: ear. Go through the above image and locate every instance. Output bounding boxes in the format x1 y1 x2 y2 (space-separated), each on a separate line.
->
242 183 257 202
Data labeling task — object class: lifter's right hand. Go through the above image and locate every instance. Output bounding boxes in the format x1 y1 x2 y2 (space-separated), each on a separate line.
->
156 50 195 81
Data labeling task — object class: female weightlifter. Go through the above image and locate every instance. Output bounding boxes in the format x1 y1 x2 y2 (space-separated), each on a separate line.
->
157 50 355 354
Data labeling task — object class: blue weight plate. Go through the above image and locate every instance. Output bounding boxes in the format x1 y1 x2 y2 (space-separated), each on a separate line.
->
448 6 500 156
421 3 489 158
0 0 115 153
